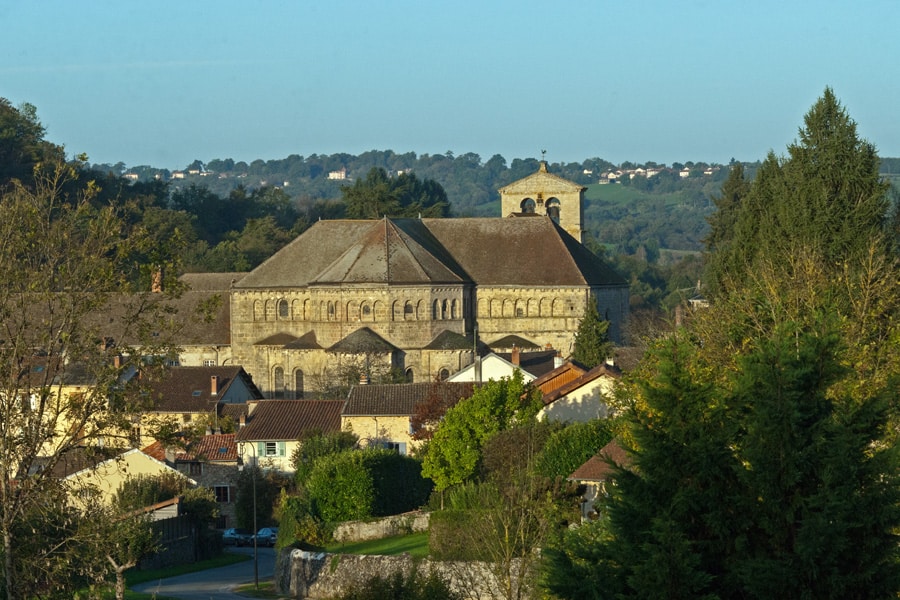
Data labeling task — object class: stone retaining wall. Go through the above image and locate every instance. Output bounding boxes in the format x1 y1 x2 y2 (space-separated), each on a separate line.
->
331 511 430 543
277 549 529 600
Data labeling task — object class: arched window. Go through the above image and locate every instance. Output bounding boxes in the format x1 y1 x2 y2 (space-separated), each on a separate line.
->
520 198 536 213
405 367 414 382
442 299 448 320
273 367 285 399
433 300 440 320
278 299 289 319
361 303 371 320
294 370 304 399
439 368 449 381
327 302 336 320
451 299 458 319
253 300 264 321
404 301 414 320
546 198 561 223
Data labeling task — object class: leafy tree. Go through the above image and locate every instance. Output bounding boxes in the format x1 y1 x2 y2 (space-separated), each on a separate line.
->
533 419 613 480
0 159 180 600
342 167 449 219
305 449 431 522
571 297 613 368
235 465 283 531
0 98 64 188
421 372 538 495
291 429 359 486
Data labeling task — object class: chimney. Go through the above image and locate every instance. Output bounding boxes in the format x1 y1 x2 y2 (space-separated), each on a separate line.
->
239 414 246 428
553 351 564 369
151 267 163 293
359 373 370 385
113 355 123 369
511 345 520 366
210 375 219 395
475 356 482 384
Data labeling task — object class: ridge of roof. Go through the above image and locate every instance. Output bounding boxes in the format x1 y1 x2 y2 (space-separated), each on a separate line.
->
327 327 398 354
542 361 621 405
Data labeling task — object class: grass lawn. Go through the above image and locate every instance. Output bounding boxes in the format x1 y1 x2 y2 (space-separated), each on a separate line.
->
325 532 430 558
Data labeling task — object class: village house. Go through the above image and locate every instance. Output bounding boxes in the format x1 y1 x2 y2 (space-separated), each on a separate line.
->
234 399 345 473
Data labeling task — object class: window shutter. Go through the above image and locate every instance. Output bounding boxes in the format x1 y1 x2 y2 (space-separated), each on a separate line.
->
256 442 265 457
278 442 286 457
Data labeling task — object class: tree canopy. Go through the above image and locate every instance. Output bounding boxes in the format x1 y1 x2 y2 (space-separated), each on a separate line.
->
341 167 449 219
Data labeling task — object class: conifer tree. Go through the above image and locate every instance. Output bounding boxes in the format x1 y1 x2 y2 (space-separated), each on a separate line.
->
571 298 613 368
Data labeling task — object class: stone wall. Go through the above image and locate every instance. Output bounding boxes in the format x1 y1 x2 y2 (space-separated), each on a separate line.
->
332 512 430 543
277 550 530 600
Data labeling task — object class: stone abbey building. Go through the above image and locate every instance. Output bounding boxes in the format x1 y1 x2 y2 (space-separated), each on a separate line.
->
228 163 628 398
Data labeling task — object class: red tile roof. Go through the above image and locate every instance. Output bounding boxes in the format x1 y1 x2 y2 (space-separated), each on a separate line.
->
568 440 630 482
541 362 621 405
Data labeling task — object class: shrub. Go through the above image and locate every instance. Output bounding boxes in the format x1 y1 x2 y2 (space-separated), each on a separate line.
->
331 569 461 600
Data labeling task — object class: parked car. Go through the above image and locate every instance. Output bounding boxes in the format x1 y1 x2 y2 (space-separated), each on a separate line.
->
253 527 279 547
222 528 253 546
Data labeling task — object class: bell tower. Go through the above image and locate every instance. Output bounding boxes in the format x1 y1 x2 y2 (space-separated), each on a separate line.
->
497 160 585 242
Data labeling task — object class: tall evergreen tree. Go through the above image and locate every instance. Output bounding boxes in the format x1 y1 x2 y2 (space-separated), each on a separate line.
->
709 88 890 295
571 298 613 368
704 163 749 294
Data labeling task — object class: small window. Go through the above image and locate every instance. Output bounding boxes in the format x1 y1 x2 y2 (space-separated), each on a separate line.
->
203 359 217 367
362 304 371 317
327 302 336 319
214 485 231 503
516 307 524 317
405 368 414 383
278 299 289 319
439 368 449 381
520 198 536 213
182 413 191 423
189 462 202 476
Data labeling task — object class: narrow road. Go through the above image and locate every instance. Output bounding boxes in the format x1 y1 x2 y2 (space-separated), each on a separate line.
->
132 546 279 599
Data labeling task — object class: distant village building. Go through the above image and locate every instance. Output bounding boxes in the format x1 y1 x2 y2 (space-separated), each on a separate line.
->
327 167 348 180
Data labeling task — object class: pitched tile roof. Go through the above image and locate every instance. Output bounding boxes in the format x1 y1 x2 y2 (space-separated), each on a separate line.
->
343 382 476 416
313 218 465 285
327 327 398 354
422 330 479 350
235 400 345 442
144 366 263 413
179 272 246 291
541 362 621 405
234 217 625 290
568 439 630 482
179 433 238 462
531 362 589 396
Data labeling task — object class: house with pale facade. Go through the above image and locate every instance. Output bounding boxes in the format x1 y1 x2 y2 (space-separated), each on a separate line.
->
341 382 476 454
63 448 194 507
534 360 621 423
234 399 345 473
568 439 630 520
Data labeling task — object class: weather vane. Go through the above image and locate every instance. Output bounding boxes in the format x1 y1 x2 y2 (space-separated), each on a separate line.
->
541 149 547 161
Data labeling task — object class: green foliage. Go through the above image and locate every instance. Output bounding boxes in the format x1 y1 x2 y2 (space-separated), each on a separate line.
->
428 509 488 561
480 420 557 487
305 449 431 522
341 167 449 219
306 451 374 522
421 372 535 492
115 472 189 511
235 466 284 530
276 490 333 548
292 430 359 486
331 569 461 600
571 297 613 368
712 88 890 295
544 326 900 599
533 419 613 480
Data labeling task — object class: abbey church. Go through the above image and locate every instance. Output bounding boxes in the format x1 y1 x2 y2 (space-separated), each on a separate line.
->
226 163 629 397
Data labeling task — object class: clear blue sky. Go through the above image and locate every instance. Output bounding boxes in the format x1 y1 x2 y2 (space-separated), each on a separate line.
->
2 0 898 171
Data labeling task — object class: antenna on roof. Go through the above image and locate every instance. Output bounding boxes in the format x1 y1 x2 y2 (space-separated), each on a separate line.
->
541 149 547 161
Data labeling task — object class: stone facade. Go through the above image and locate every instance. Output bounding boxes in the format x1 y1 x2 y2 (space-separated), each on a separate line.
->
498 160 585 242
229 165 628 397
